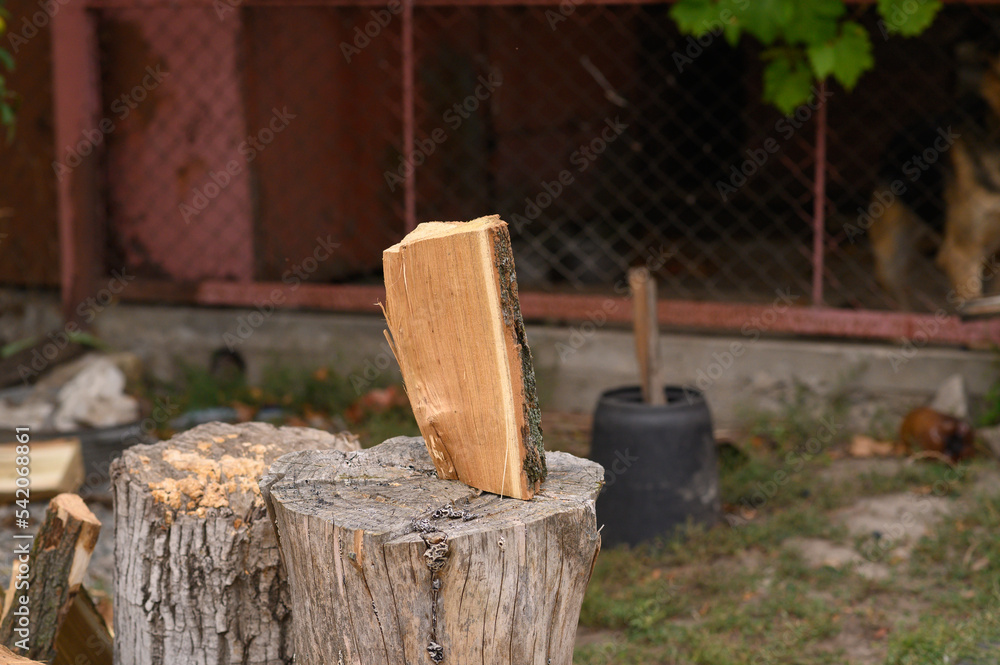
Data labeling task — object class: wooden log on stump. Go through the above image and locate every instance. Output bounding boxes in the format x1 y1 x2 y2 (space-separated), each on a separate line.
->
110 422 359 665
260 436 603 665
383 216 546 500
0 493 101 662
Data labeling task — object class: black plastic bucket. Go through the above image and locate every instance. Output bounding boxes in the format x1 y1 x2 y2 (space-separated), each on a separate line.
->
590 385 720 547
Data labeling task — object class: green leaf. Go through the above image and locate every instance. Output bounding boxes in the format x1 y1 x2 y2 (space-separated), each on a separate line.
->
1 336 38 359
721 21 741 46
829 21 873 90
1 103 15 126
876 0 942 37
739 0 794 46
0 49 14 72
807 42 836 80
68 330 108 350
669 0 720 36
716 0 748 46
785 0 845 45
763 52 814 114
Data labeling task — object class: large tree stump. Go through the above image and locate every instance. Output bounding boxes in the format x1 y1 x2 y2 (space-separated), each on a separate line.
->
260 436 603 665
110 422 359 665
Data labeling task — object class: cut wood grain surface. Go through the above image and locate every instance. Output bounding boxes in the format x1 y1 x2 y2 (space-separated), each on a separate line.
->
382 216 546 499
260 436 603 665
111 422 360 665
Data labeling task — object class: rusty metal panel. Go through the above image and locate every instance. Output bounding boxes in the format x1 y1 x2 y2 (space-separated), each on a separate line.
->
39 0 1000 348
99 7 254 282
243 6 405 282
0 0 58 286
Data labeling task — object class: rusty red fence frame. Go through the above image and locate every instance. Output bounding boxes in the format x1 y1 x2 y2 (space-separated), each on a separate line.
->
52 0 1000 346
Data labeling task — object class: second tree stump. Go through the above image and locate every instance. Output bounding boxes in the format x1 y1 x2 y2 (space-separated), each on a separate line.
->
112 422 360 665
260 436 603 665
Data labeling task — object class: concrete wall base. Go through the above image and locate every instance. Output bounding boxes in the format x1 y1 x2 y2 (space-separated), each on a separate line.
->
1 290 994 431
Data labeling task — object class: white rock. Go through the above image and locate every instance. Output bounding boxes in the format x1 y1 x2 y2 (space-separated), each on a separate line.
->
52 357 139 431
929 373 968 419
979 425 1000 460
750 371 782 392
0 399 52 430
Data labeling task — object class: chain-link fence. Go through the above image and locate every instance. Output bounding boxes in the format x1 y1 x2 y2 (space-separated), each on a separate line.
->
30 2 1000 337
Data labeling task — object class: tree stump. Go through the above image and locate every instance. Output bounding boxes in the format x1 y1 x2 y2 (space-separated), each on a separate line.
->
110 422 359 665
260 436 603 665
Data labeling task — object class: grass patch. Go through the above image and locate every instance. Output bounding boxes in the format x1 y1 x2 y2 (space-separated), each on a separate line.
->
885 612 1000 665
577 406 1000 664
853 463 971 497
159 361 419 446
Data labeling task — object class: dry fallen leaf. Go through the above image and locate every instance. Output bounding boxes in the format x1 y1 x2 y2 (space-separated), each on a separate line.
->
232 402 256 422
849 434 896 458
906 450 955 466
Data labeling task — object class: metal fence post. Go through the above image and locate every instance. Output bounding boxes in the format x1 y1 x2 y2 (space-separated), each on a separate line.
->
812 80 827 308
403 0 416 232
52 1 104 325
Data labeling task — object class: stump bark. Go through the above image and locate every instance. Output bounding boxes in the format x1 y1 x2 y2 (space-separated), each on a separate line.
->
260 436 603 665
110 422 359 665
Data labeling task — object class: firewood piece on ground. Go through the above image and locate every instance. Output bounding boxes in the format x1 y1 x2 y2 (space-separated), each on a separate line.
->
260 436 603 665
0 439 84 501
111 422 360 665
52 588 112 665
382 216 546 499
0 645 42 664
0 494 101 662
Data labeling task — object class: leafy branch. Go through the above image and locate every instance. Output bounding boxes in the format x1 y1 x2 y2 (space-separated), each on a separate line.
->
0 0 16 141
669 0 943 114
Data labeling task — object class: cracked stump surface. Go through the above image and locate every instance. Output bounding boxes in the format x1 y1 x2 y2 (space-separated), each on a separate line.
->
111 422 360 665
259 436 603 665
